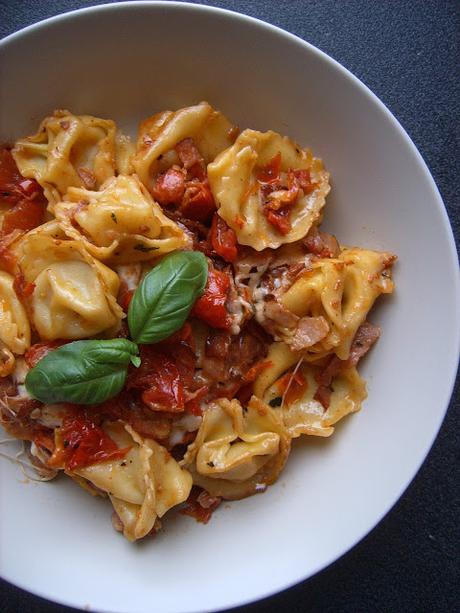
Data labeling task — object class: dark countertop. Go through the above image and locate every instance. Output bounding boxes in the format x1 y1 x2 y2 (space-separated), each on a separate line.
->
0 1 459 612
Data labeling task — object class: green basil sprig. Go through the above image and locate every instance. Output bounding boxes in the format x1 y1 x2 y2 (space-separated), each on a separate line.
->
25 339 140 405
25 251 208 405
128 250 208 344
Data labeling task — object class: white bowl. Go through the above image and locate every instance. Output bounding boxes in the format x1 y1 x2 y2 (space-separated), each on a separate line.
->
0 3 459 612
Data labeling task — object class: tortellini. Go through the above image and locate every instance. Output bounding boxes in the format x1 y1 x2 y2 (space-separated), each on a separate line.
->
0 344 15 377
12 110 117 207
133 101 235 190
261 363 367 438
0 104 397 543
280 248 396 360
253 342 299 399
54 175 189 263
14 222 123 339
115 132 135 176
0 271 31 354
181 396 290 500
74 423 192 541
208 129 330 250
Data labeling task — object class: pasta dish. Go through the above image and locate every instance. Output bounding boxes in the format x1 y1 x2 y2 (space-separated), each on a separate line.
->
0 102 396 541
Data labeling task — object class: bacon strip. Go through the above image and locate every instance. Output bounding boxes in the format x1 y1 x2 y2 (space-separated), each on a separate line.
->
304 226 340 258
175 138 204 173
200 323 270 398
205 330 232 359
261 298 329 351
290 316 330 352
180 486 222 524
314 322 381 408
153 167 186 205
175 138 206 180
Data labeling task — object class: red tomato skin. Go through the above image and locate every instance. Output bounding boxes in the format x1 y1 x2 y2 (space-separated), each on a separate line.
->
192 268 231 329
210 214 238 263
49 414 129 471
24 341 67 368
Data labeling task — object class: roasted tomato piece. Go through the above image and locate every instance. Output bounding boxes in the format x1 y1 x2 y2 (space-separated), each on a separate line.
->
152 167 186 205
180 179 216 222
128 346 185 412
0 147 46 235
2 198 46 235
210 213 238 262
25 340 68 368
265 208 292 235
0 148 22 204
49 413 130 471
255 151 281 184
192 267 231 329
275 370 308 406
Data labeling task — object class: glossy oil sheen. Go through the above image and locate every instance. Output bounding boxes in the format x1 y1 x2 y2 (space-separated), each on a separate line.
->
0 3 459 612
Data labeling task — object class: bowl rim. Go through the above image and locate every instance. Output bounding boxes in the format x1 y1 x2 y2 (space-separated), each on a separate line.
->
1 2 459 612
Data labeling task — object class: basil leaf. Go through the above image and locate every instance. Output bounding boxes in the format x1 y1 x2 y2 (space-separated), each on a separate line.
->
128 250 208 344
25 339 140 405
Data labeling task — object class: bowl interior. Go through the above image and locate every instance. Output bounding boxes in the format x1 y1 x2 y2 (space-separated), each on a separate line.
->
0 4 459 613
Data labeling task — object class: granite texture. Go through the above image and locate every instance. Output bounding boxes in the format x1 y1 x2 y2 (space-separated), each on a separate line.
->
0 1 459 612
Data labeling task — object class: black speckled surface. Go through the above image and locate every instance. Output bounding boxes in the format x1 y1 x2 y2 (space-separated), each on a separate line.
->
0 2 459 612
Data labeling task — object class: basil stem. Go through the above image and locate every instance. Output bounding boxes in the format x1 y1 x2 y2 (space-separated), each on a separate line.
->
128 250 208 344
25 339 140 405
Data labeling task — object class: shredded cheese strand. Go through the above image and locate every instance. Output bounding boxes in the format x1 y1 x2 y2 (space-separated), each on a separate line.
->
280 352 306 410
0 439 56 482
